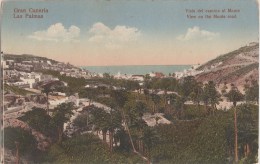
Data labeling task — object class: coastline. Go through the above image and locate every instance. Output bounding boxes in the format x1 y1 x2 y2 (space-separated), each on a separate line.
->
81 65 192 76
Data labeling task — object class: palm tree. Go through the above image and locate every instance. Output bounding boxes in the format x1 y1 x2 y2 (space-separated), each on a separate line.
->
15 141 20 164
129 101 148 153
226 85 244 107
135 119 147 154
191 81 203 106
51 102 74 143
40 81 63 115
225 85 244 163
143 88 149 103
41 86 53 115
244 80 259 104
108 109 122 152
112 90 149 162
143 127 159 163
91 108 109 143
151 93 160 113
203 81 220 115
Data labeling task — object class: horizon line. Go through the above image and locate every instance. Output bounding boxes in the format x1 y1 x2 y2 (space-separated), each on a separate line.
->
3 52 199 67
77 64 197 67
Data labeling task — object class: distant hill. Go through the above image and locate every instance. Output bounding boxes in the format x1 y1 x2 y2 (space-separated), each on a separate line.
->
4 54 59 64
195 42 259 86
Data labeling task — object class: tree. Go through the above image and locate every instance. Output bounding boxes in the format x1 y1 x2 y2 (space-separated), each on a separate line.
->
91 107 110 143
143 88 150 103
226 85 244 107
201 85 210 113
91 106 122 152
18 107 54 137
4 127 37 163
40 80 66 115
203 81 221 115
221 83 228 95
123 100 148 154
236 104 258 162
112 90 149 162
79 88 97 105
41 85 53 115
103 72 111 79
51 102 74 143
190 81 203 106
188 114 231 163
143 127 159 163
111 90 128 109
150 93 161 113
245 80 259 104
179 76 197 100
73 111 91 131
225 85 244 163
171 95 185 119
107 109 122 152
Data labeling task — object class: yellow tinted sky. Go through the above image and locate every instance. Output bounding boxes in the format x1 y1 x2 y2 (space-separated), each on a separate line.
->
2 0 259 66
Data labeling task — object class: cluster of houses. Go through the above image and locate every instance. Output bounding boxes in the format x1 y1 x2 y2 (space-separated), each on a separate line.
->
113 66 203 81
175 64 203 79
59 67 91 79
4 70 58 89
3 54 92 79
113 72 166 81
3 59 53 72
1 53 206 115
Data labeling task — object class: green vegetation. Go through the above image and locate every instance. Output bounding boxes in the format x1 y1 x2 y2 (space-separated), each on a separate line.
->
4 83 34 95
7 72 258 163
42 133 143 163
3 127 38 163
18 107 55 137
10 102 259 163
150 104 258 163
145 77 178 91
182 104 207 120
225 85 244 106
18 103 74 143
39 70 86 94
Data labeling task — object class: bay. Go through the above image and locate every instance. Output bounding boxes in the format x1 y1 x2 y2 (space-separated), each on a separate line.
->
81 65 191 75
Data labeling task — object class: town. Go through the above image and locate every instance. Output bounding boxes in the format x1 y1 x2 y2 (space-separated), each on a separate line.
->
1 42 259 163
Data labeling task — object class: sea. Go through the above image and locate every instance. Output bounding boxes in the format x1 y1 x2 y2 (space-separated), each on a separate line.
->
81 65 191 75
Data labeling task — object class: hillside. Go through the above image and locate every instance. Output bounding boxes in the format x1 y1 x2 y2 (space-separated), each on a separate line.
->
195 42 259 86
4 54 59 64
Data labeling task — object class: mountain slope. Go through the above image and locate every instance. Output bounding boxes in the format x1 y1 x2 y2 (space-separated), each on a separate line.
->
4 54 59 64
195 42 259 86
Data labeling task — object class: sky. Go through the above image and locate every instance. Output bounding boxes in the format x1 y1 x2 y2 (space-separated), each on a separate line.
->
1 0 259 66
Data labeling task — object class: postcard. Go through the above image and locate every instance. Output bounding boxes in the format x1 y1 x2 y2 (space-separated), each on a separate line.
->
1 0 259 163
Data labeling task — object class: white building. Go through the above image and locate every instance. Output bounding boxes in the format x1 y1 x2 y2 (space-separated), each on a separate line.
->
20 77 38 88
2 61 8 69
131 75 144 81
47 60 52 65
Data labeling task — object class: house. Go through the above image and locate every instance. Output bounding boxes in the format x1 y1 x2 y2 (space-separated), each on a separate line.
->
149 72 156 78
20 77 38 88
131 75 144 81
155 72 164 78
40 74 54 82
12 81 30 88
249 42 258 46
